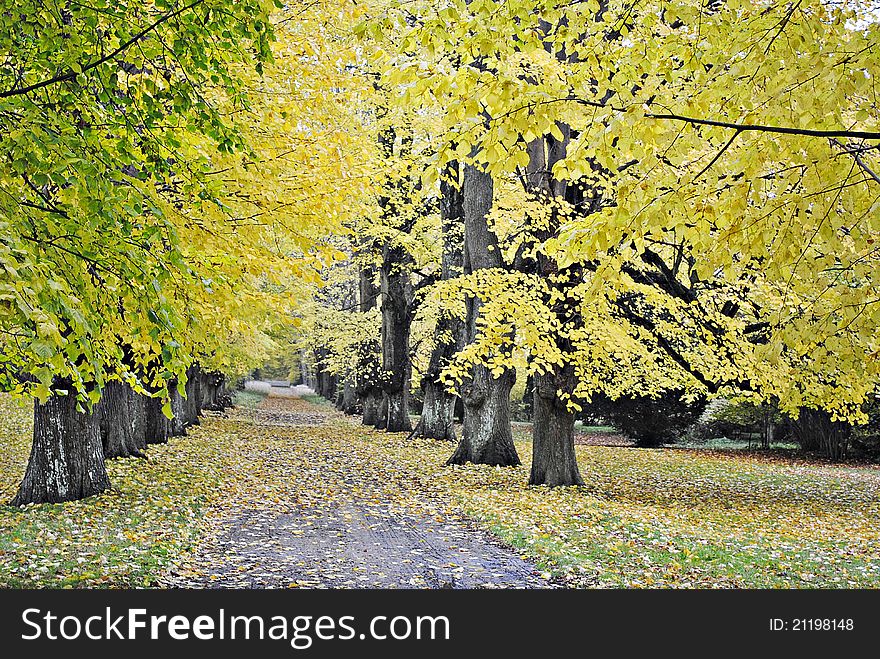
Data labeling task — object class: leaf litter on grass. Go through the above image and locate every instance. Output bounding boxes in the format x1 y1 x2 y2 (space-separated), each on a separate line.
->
1 392 879 588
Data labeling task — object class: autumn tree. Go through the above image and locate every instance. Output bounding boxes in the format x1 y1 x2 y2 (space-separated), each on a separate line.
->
373 0 880 472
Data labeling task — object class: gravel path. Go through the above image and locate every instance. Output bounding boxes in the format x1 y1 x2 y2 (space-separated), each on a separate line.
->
163 383 550 589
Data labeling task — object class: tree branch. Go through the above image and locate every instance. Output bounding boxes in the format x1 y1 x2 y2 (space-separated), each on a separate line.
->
0 0 206 99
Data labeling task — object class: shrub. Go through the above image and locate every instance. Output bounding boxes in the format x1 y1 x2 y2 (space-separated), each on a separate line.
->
584 390 707 447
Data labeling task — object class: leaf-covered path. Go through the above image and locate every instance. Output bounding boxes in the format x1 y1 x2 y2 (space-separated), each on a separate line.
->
162 385 550 589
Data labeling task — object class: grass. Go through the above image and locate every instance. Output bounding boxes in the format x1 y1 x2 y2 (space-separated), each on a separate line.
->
233 389 269 409
0 394 234 587
1 392 878 588
444 444 880 587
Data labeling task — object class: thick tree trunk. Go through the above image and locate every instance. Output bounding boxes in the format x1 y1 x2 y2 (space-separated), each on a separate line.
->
385 389 410 433
449 368 519 465
379 241 413 433
375 394 389 430
342 376 359 415
418 384 457 441
361 391 382 426
335 382 345 410
12 389 111 505
529 371 584 486
169 382 187 436
356 263 383 425
144 395 171 444
415 160 463 442
99 381 146 459
524 129 588 485
447 162 519 466
184 365 201 426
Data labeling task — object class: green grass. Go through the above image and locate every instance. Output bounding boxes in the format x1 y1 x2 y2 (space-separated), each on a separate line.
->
0 394 242 587
233 389 268 409
2 393 879 588
301 393 334 407
448 440 880 587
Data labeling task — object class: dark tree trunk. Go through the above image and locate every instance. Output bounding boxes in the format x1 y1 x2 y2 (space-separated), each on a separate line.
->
529 371 584 486
521 374 534 421
12 388 111 505
99 381 146 459
379 240 413 433
356 264 383 426
361 391 382 426
184 365 202 426
342 376 359 415
169 381 187 436
523 129 586 486
144 395 171 445
335 382 345 410
375 393 389 430
447 162 520 466
415 160 464 442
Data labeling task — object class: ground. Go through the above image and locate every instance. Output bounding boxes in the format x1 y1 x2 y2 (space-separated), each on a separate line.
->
0 386 879 588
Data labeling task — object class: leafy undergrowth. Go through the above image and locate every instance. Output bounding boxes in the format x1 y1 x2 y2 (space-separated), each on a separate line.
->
1 392 879 588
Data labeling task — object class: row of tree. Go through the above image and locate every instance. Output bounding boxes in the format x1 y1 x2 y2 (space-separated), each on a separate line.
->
297 0 880 483
2 1 373 505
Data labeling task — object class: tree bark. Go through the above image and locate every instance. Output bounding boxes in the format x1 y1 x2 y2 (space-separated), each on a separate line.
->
523 130 586 486
99 381 146 459
415 160 464 442
341 375 359 415
169 381 187 436
144 395 171 444
361 392 381 426
447 162 520 466
378 240 413 432
375 393 390 430
449 367 519 465
529 370 584 486
184 365 202 426
356 265 384 426
12 387 111 505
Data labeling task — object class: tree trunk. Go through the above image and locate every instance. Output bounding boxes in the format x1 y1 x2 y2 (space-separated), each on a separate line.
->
361 392 382 426
144 395 171 444
447 162 520 466
184 365 201 426
169 381 187 436
342 376 359 415
415 160 464 442
449 368 519 465
335 382 345 410
12 388 111 505
418 384 458 441
529 371 584 486
100 381 147 459
379 240 413 433
356 263 383 425
375 393 390 430
521 374 534 422
523 129 587 485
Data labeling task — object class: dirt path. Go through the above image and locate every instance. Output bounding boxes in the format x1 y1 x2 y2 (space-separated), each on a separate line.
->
163 384 550 589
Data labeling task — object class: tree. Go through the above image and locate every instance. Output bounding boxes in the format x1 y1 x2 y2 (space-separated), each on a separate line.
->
446 162 521 466
374 0 880 477
4 0 371 503
412 161 465 442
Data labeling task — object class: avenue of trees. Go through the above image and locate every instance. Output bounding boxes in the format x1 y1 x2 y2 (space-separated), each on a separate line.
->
1 0 878 503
